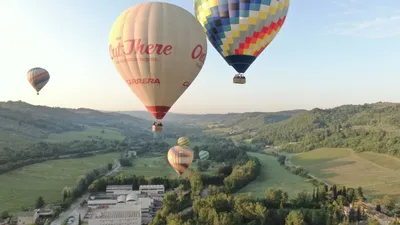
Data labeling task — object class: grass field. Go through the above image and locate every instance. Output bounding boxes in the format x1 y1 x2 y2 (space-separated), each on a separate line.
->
291 148 400 202
164 138 206 147
121 156 221 178
0 153 119 212
238 152 315 199
47 126 125 142
121 156 176 178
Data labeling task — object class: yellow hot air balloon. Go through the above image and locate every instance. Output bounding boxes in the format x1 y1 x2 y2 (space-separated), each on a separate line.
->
109 2 207 132
168 145 194 177
27 67 50 95
177 137 190 147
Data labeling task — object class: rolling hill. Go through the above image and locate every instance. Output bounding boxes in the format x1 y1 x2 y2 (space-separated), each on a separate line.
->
0 101 148 148
120 109 306 139
250 102 400 156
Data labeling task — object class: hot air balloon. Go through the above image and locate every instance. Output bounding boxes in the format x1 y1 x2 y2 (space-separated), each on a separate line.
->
27 67 50 95
194 0 289 84
177 137 190 147
168 145 194 177
109 2 207 132
199 150 210 161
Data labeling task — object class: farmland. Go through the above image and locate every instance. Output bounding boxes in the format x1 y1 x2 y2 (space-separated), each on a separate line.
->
238 152 315 199
291 148 400 202
46 126 125 142
0 153 119 212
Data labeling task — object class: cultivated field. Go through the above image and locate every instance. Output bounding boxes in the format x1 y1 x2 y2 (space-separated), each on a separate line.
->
0 153 119 212
238 152 315 199
47 126 125 142
291 148 400 202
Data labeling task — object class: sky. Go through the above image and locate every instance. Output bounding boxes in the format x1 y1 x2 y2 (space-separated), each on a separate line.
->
1 0 400 114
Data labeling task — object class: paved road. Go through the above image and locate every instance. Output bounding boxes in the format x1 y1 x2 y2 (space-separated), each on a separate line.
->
106 160 121 176
51 193 90 225
51 160 121 225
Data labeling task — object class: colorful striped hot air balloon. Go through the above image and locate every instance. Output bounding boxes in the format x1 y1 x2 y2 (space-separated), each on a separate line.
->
194 0 289 84
27 67 50 95
168 145 194 177
177 137 191 147
199 150 210 160
109 2 207 132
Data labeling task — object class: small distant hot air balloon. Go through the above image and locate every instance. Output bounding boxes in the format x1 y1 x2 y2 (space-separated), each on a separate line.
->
168 145 194 177
194 0 289 84
27 67 50 95
109 2 207 132
199 150 210 161
177 137 190 147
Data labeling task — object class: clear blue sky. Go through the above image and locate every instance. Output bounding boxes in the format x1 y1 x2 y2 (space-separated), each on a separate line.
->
1 0 400 113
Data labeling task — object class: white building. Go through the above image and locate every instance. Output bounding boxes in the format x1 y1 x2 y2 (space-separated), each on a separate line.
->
117 195 127 203
89 204 141 225
88 199 118 209
128 151 137 157
139 185 164 196
106 185 132 195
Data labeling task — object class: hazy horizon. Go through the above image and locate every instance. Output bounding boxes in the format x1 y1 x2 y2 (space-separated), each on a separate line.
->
3 99 399 115
1 0 400 114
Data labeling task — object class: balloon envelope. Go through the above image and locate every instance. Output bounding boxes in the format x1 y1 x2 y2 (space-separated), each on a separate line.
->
177 137 190 147
27 67 50 94
168 145 194 176
199 150 210 160
194 0 289 74
109 2 207 120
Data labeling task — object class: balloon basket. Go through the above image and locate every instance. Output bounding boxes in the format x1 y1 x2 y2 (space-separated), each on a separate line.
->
233 77 246 84
152 124 163 132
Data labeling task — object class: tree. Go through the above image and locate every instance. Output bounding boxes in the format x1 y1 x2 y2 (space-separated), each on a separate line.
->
285 211 306 225
265 188 288 207
356 207 362 222
107 163 112 170
62 187 72 202
332 184 338 199
367 218 380 225
355 186 365 201
177 184 185 201
0 211 9 219
382 195 396 211
190 172 203 199
35 196 45 209
197 160 210 172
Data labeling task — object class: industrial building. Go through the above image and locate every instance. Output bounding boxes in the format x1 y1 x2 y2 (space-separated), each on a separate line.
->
106 185 133 195
87 185 165 224
139 185 164 201
139 185 164 195
88 204 141 225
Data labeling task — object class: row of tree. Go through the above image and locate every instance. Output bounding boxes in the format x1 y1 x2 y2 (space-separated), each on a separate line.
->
88 174 189 192
152 181 373 225
0 137 172 174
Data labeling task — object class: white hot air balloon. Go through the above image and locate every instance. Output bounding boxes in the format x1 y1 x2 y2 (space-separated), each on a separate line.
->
109 2 207 132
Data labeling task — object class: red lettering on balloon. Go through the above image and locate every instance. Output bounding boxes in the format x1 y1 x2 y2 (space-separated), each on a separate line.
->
126 78 160 85
109 38 173 60
183 81 191 87
191 45 206 63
